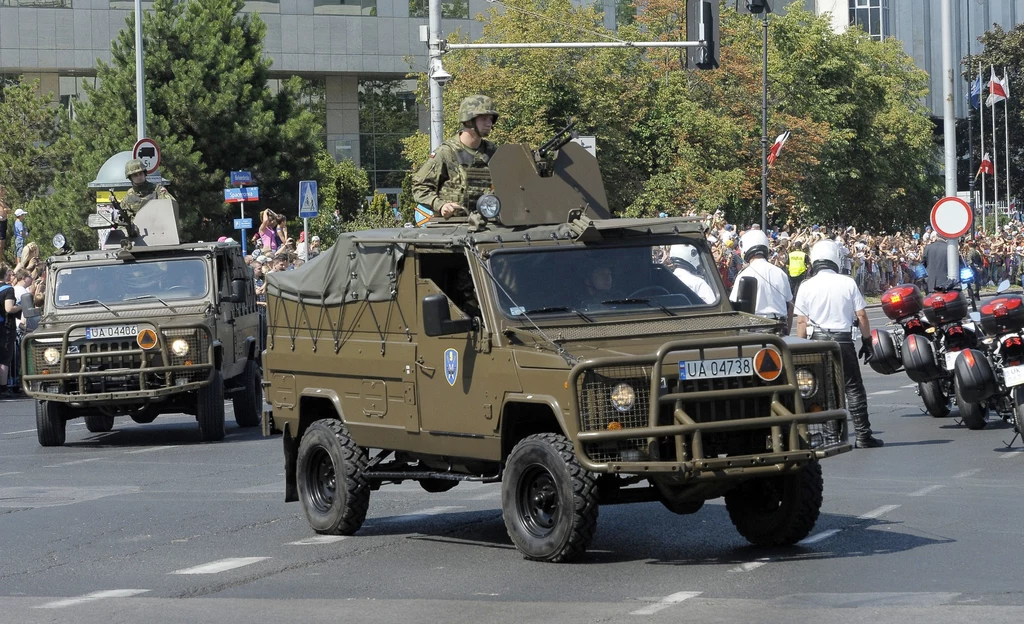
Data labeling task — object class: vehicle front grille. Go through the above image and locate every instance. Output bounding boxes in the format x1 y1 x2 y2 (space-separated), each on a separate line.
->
578 365 652 463
792 352 847 447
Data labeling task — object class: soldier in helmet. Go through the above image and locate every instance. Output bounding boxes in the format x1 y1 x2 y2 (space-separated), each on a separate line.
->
124 159 174 203
411 95 498 220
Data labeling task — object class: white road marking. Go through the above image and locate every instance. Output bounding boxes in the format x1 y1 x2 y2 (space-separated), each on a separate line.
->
43 458 102 468
630 591 702 615
36 589 149 609
953 468 983 478
1000 448 1024 460
870 390 900 395
728 558 770 573
387 505 464 521
908 485 945 497
0 472 22 477
124 446 174 454
799 529 841 545
901 383 918 388
858 504 901 520
287 535 347 545
3 429 37 435
170 557 270 574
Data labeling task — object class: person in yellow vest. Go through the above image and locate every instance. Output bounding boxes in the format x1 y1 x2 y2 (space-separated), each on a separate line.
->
788 239 808 295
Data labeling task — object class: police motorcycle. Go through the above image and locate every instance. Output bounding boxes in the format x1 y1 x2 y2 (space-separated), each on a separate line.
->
953 281 1024 433
871 279 981 418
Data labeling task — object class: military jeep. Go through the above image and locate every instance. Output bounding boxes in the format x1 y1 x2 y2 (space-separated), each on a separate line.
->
263 141 852 562
21 199 263 446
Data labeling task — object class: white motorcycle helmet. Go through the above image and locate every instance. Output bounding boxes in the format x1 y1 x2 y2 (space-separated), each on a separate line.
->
739 230 771 263
669 244 702 270
810 239 842 274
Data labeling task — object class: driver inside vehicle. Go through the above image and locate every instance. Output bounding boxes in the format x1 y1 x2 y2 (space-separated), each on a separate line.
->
583 266 617 300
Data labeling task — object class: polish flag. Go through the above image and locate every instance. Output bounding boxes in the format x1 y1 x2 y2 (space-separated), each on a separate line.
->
987 66 1008 106
976 152 994 178
767 130 790 165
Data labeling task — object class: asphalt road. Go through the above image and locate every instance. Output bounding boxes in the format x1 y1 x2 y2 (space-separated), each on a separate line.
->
3 342 1024 623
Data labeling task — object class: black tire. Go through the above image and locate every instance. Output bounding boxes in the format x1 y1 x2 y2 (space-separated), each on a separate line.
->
84 414 115 433
501 433 599 563
919 380 950 418
419 479 459 493
231 359 262 428
1014 389 1024 436
35 400 66 447
725 461 823 546
296 419 371 535
197 369 226 442
956 381 988 430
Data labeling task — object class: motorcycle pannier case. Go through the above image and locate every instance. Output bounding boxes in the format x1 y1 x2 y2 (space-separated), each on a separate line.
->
922 290 969 326
980 296 1024 335
953 348 998 404
881 285 925 321
901 333 943 383
869 328 902 375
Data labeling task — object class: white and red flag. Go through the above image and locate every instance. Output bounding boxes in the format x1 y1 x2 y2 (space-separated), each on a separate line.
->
987 65 1008 106
767 130 790 165
976 152 994 178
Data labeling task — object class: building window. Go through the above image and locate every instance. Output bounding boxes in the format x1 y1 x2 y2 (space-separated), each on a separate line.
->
409 0 469 19
314 0 375 15
240 0 280 13
2 0 73 6
849 0 889 41
358 79 418 191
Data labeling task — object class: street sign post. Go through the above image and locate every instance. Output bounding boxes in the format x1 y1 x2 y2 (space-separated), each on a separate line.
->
931 196 973 283
132 138 161 175
299 180 318 251
224 187 260 202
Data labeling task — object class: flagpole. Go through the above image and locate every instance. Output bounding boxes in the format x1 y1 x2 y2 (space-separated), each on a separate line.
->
981 62 987 233
1005 67 1011 221
992 69 1000 232
967 5 975 239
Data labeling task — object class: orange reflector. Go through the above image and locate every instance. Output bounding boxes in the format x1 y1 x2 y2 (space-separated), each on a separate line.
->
42 370 50 375
889 293 902 304
137 328 158 349
184 360 193 367
809 403 823 412
607 421 623 430
963 350 975 367
564 381 569 389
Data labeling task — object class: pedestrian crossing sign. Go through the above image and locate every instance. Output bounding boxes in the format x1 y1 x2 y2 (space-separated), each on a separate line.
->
299 180 318 218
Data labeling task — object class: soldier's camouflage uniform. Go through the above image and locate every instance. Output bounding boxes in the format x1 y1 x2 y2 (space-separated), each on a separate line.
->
125 182 174 203
411 135 497 216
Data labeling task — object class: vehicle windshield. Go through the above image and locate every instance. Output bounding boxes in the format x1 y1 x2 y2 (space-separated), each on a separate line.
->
53 258 209 308
488 241 721 319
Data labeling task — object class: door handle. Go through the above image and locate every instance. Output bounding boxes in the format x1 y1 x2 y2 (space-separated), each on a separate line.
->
415 357 435 375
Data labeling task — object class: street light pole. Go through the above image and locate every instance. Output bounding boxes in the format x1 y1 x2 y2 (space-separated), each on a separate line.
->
760 9 769 232
134 0 146 141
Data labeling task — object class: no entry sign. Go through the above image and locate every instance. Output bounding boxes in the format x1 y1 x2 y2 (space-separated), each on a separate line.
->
930 196 973 239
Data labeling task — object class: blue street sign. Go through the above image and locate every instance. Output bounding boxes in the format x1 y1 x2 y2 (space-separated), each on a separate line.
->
234 218 253 230
230 170 253 186
224 187 259 203
299 180 319 218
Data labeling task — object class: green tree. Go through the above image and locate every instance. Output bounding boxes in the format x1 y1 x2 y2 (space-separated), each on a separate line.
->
308 153 371 248
0 78 71 262
347 192 398 231
39 0 323 252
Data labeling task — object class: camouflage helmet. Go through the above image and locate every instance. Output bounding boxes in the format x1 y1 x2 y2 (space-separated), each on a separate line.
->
459 95 498 124
125 159 147 177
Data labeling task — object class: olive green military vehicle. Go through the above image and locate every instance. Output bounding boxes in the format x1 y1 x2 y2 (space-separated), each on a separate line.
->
263 137 852 562
22 199 263 447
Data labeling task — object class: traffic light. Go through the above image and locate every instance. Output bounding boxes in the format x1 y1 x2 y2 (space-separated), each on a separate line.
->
687 0 719 70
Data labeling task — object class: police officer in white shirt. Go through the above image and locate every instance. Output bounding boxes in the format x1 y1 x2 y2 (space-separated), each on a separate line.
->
730 230 793 332
795 240 882 448
667 244 717 304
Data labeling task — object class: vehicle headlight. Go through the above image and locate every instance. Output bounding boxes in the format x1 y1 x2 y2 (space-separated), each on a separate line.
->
170 339 190 357
609 383 635 412
796 367 817 398
43 347 61 365
476 194 501 220
52 233 66 250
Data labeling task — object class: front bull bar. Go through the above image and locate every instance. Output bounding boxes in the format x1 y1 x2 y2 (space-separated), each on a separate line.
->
568 334 852 477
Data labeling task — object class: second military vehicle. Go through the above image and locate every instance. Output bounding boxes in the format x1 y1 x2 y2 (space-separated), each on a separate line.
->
21 199 263 446
262 136 852 562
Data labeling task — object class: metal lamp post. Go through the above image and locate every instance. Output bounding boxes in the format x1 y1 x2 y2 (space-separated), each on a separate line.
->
740 0 772 232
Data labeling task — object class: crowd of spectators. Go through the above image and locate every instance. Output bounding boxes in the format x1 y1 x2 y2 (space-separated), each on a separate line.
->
704 213 1021 297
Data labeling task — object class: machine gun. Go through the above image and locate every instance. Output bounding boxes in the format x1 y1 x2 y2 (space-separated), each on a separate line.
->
86 190 142 250
533 119 579 176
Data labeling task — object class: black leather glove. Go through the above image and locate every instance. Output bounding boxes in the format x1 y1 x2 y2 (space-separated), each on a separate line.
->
859 336 873 364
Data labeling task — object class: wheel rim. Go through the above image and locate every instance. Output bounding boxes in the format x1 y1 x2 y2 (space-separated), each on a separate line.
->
748 479 784 514
517 464 560 537
305 446 337 514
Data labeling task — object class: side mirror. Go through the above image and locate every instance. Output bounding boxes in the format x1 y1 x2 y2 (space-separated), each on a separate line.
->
20 292 39 319
423 293 473 337
229 278 246 303
734 276 758 314
998 279 1011 294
